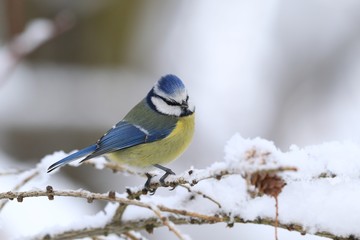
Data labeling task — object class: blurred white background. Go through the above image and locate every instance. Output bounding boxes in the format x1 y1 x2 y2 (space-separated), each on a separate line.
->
1 0 360 239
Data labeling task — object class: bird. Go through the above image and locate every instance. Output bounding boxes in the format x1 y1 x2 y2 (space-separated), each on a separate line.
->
47 74 195 191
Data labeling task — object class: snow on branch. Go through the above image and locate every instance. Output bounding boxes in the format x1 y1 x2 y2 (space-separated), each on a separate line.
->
0 11 74 84
1 134 360 239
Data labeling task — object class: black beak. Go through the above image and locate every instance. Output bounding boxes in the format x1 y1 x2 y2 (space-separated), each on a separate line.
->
181 100 188 109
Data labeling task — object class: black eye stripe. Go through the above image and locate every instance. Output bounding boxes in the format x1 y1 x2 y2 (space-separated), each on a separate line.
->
155 94 181 106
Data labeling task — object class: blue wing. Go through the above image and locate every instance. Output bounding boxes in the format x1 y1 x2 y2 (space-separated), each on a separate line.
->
47 120 175 173
81 120 174 161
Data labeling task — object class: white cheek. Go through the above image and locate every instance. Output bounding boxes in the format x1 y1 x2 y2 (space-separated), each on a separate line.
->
151 97 181 116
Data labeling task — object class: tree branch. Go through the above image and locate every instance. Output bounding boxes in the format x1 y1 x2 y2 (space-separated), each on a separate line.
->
0 169 39 211
0 187 356 240
124 166 297 200
0 11 74 86
2 136 360 239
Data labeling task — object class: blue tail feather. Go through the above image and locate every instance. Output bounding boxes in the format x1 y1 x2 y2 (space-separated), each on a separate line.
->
47 144 97 173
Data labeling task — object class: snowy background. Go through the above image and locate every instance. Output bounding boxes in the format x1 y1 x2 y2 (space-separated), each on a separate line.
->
2 1 360 239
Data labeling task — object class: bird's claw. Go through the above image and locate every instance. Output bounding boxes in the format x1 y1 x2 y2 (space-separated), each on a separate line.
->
159 170 176 187
144 173 157 195
144 166 176 195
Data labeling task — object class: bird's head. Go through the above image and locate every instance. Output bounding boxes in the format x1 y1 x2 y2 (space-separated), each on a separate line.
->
147 74 195 117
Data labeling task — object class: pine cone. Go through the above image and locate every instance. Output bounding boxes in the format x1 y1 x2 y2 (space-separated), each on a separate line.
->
250 171 286 198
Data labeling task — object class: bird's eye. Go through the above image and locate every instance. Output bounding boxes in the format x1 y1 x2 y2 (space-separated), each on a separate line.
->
157 95 179 106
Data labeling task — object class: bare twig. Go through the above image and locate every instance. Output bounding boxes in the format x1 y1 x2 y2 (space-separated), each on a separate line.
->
275 196 279 240
0 168 28 176
12 170 40 192
179 184 222 208
83 160 144 176
149 205 188 240
0 169 39 211
0 11 75 86
112 203 128 223
122 231 148 240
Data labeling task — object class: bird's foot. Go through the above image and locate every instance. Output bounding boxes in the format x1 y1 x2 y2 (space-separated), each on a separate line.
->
144 165 176 195
159 171 175 187
144 173 156 195
153 164 176 187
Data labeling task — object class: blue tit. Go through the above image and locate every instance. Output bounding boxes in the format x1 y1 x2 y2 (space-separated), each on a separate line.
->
47 74 195 189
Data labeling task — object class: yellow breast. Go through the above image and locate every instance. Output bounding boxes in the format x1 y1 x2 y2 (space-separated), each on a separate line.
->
107 114 195 168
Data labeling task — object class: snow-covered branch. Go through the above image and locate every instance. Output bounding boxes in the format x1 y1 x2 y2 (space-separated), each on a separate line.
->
0 188 350 240
1 134 360 239
0 11 74 84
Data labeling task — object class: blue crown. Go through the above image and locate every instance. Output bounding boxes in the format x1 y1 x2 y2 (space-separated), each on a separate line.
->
157 74 185 94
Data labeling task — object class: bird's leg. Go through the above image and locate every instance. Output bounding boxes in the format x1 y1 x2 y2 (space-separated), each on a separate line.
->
144 173 156 195
144 165 176 194
153 164 176 187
